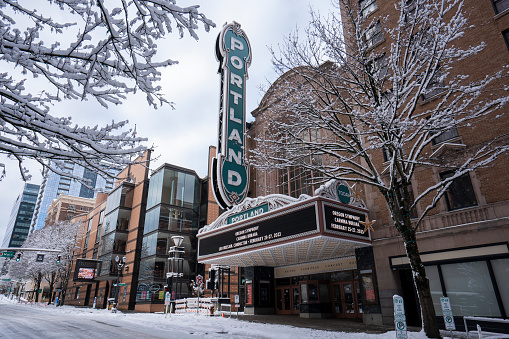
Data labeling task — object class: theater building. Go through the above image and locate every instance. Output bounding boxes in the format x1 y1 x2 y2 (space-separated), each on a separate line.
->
208 0 508 328
198 179 382 321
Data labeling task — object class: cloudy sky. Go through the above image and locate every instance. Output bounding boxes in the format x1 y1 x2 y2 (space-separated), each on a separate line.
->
0 1 337 245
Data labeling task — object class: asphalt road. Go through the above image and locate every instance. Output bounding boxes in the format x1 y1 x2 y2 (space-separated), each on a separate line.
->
0 303 197 339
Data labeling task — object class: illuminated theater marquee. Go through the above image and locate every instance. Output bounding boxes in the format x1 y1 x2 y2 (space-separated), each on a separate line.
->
199 206 318 257
212 22 252 209
323 204 370 239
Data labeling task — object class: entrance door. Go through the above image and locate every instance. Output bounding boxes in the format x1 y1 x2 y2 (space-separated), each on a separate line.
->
332 282 362 318
292 286 300 314
84 284 92 306
276 287 293 314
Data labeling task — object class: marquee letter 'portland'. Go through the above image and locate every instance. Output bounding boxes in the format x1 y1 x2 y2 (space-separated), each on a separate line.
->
212 22 252 209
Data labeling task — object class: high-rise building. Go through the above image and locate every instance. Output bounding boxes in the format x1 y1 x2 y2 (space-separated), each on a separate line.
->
2 183 40 248
30 162 120 232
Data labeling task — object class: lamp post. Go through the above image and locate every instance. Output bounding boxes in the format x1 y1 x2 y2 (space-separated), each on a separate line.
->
113 255 127 312
167 235 185 312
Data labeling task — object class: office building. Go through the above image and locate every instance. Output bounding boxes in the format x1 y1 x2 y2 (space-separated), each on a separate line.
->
30 162 119 232
2 183 40 248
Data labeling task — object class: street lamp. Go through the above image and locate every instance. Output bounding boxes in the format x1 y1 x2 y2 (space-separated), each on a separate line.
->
167 235 185 312
113 255 127 312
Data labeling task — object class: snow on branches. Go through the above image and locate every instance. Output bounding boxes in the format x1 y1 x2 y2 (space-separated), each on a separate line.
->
0 0 215 180
251 0 509 228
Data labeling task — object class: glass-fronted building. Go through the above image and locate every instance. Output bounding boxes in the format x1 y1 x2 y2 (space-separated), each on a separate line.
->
2 183 40 248
136 164 205 305
30 162 120 232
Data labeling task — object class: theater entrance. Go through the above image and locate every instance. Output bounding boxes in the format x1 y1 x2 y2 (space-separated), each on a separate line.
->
332 281 363 319
276 285 300 314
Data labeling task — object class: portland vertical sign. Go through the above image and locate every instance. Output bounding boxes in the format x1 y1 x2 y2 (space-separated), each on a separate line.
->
212 22 252 209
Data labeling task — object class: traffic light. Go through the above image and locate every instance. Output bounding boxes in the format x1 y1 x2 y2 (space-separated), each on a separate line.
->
15 253 21 261
56 255 61 263
164 285 169 292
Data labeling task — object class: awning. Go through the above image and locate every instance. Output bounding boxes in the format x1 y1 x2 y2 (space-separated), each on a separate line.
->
198 196 372 267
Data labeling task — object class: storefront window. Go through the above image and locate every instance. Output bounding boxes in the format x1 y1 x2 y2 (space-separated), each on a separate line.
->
361 271 377 304
491 258 509 316
441 261 501 317
308 283 319 302
301 284 308 303
424 266 445 316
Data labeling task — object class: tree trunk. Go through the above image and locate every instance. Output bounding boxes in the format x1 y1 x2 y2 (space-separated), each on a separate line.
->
403 230 441 338
34 273 42 302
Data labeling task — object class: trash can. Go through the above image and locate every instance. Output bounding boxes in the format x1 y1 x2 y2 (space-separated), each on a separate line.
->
107 298 115 310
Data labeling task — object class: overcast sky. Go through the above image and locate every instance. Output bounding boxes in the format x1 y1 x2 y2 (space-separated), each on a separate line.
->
0 1 337 245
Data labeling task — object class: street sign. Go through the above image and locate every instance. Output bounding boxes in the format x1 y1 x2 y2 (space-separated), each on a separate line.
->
235 295 240 304
393 295 407 339
440 297 456 330
113 283 126 286
394 314 406 322
196 274 203 285
0 251 14 258
2 279 11 281
36 254 45 262
395 321 407 339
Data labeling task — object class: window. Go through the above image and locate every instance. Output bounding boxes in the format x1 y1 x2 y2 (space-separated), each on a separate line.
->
440 171 477 210
503 29 509 51
365 21 383 48
368 54 388 80
421 68 446 101
75 286 80 299
492 0 509 14
404 0 417 23
442 261 501 316
359 0 377 17
382 146 392 162
432 126 459 145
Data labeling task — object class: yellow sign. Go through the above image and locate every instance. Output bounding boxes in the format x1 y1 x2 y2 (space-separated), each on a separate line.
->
275 257 357 278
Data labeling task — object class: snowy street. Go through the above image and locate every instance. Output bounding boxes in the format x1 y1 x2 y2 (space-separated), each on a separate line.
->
0 296 444 339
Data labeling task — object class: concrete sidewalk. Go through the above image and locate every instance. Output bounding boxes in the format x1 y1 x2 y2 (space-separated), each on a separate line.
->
233 314 395 334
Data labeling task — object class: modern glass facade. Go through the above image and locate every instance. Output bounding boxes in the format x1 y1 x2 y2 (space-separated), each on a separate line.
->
97 184 132 277
30 162 119 232
2 183 40 247
137 165 202 304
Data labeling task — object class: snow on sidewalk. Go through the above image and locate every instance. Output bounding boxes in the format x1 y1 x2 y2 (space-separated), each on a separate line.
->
0 296 438 339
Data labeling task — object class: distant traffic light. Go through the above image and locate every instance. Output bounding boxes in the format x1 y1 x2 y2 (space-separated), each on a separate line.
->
56 255 61 263
15 253 21 261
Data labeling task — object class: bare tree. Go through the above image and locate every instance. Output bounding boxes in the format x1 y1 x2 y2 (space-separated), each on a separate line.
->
250 1 509 337
7 220 86 303
0 0 214 180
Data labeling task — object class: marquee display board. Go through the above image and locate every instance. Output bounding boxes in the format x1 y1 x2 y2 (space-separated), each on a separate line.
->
323 203 371 239
73 259 102 282
199 205 318 258
212 22 252 209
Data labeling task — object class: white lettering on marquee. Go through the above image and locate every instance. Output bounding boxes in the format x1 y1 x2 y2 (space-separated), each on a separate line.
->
229 108 242 124
230 73 243 88
228 129 242 144
230 56 243 70
230 90 242 105
228 170 242 186
230 36 244 51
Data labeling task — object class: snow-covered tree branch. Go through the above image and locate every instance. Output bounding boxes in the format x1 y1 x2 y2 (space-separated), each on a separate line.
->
7 220 87 303
0 0 214 180
250 1 508 337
